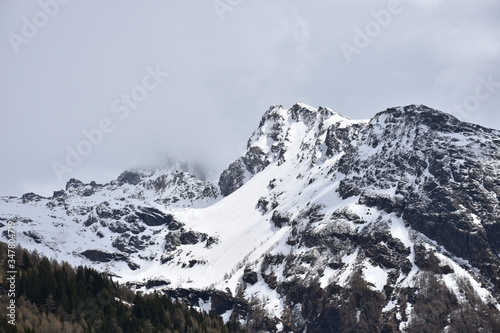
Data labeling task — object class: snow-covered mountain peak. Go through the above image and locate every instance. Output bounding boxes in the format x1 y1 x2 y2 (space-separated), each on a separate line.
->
2 103 500 332
219 103 365 196
368 104 500 137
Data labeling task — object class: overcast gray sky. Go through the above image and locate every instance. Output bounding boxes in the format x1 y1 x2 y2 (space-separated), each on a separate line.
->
1 0 499 197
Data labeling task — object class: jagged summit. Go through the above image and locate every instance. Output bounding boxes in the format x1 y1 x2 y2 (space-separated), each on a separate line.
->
372 104 500 136
219 103 363 196
1 103 499 332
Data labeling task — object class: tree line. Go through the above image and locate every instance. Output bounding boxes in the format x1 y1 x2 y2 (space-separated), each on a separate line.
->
0 242 245 333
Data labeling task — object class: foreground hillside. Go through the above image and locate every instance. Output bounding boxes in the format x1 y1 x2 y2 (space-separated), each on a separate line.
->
1 103 499 332
0 242 246 333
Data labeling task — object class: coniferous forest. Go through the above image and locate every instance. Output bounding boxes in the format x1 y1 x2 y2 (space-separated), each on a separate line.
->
0 242 246 333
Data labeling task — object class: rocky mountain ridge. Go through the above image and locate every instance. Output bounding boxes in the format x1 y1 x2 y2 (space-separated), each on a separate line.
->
1 103 499 332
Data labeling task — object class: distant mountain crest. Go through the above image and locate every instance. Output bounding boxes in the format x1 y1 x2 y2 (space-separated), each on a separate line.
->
1 103 499 332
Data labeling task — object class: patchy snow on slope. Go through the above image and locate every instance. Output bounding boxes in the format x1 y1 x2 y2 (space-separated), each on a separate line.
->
245 276 285 318
320 267 338 288
470 212 482 226
336 248 359 287
390 217 413 248
434 251 500 311
363 262 388 291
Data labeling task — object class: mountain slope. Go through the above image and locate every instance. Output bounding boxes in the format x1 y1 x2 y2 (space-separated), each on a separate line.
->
0 242 246 333
1 103 499 332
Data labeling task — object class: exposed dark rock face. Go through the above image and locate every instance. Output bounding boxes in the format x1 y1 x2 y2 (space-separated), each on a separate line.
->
164 233 181 251
64 178 104 197
66 178 84 190
335 105 500 291
219 159 249 197
243 268 258 285
117 170 142 185
80 249 140 270
112 234 148 253
140 169 220 205
179 230 199 244
136 207 174 226
52 190 65 198
23 230 43 243
145 279 170 289
270 210 291 228
21 192 45 203
162 288 250 319
163 229 212 252
80 249 126 263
